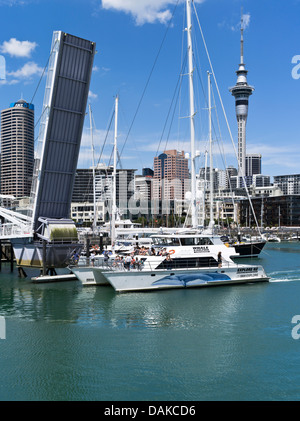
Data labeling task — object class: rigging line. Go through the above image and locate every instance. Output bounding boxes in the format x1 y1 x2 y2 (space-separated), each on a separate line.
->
192 2 261 235
30 38 59 104
30 58 49 104
211 86 236 237
83 103 115 202
118 102 142 169
154 52 187 160
118 0 181 162
164 73 184 153
96 105 115 168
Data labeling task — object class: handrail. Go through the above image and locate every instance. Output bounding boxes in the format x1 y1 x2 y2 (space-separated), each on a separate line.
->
103 256 236 272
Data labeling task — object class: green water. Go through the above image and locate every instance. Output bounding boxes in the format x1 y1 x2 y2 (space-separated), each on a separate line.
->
1 242 300 401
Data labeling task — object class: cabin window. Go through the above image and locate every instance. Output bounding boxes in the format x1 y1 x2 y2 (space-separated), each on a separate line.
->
152 237 180 246
180 238 195 246
194 237 213 246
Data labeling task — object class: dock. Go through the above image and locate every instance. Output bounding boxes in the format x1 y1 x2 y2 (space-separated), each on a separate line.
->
31 273 78 284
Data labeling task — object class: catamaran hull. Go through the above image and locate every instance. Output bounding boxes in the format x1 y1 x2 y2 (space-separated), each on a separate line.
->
102 265 269 292
71 265 110 286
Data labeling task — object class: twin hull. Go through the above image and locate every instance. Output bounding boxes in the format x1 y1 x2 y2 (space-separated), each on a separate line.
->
71 265 109 286
99 265 269 292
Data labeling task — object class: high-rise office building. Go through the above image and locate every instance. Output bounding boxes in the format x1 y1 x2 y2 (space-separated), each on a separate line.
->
245 153 261 176
0 99 34 198
153 150 190 200
229 14 254 179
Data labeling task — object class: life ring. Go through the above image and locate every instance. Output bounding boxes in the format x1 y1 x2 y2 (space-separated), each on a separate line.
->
168 249 175 255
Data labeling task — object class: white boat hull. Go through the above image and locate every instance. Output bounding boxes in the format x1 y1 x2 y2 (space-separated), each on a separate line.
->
71 265 110 286
102 265 269 292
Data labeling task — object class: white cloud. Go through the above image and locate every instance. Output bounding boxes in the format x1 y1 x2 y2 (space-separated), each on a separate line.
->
101 0 205 25
88 90 98 100
7 61 43 79
242 13 251 30
0 78 19 86
0 0 31 5
231 13 251 32
0 38 37 58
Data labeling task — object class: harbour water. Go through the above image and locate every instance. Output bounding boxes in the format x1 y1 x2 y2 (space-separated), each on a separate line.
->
1 242 300 401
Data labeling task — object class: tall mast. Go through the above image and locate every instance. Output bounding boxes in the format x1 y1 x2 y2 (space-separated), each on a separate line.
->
186 0 197 228
111 95 118 251
208 72 214 230
89 103 96 230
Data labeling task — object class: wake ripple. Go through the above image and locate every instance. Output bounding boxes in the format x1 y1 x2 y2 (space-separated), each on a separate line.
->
269 269 300 283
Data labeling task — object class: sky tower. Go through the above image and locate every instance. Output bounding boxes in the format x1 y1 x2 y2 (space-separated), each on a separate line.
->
229 13 254 179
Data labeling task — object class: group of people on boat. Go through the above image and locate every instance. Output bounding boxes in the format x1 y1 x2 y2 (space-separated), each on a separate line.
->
133 246 169 257
112 254 143 271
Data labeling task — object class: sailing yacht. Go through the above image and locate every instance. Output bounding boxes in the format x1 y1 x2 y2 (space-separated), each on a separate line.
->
95 0 269 292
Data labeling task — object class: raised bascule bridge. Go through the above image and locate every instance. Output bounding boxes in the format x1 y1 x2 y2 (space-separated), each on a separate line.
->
0 31 96 277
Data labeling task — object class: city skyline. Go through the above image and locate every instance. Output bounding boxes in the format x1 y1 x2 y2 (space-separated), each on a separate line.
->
0 0 299 178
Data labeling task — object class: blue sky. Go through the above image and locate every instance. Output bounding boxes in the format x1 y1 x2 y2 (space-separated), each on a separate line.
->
0 0 300 180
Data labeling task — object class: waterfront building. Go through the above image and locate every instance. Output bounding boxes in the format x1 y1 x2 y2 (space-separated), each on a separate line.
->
239 195 300 227
134 168 154 202
216 169 227 191
273 174 300 195
135 175 152 201
71 202 105 225
0 99 34 198
252 174 270 188
72 165 136 219
250 185 283 198
226 165 238 189
199 167 219 192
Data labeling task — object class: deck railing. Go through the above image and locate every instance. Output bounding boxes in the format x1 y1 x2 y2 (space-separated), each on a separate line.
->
79 256 237 272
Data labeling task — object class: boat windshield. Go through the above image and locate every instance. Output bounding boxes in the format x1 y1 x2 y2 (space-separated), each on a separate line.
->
194 237 213 246
151 236 213 246
180 237 213 246
152 237 180 246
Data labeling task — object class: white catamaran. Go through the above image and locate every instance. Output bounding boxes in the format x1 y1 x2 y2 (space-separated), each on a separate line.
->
95 231 269 292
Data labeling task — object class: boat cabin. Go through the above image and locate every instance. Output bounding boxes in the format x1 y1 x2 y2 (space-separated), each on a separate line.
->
150 234 223 247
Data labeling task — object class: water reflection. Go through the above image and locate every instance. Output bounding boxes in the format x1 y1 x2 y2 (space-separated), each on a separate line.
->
1 255 299 401
0 268 269 332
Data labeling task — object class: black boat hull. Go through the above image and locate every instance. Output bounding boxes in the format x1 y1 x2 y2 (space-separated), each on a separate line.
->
232 241 266 258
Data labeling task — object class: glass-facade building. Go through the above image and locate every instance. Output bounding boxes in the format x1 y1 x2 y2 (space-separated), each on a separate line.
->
0 99 34 198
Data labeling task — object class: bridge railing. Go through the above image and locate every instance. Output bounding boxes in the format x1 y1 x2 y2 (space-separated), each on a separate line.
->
0 223 33 239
